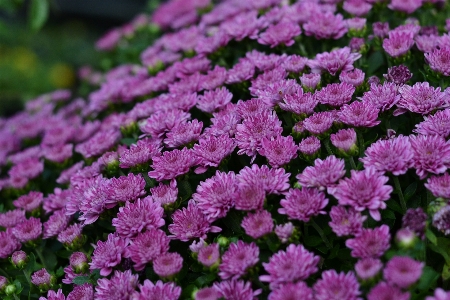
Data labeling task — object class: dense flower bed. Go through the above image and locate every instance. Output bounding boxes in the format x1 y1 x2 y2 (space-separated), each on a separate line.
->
1 0 450 299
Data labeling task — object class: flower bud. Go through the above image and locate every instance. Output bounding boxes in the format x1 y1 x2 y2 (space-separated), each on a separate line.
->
10 250 28 269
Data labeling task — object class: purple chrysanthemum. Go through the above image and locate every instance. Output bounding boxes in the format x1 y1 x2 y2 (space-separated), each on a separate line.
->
213 279 262 300
148 147 198 181
360 135 413 175
279 89 318 115
382 31 415 58
315 82 355 107
275 222 294 244
112 198 165 238
360 82 400 112
298 136 321 156
198 243 220 268
67 283 94 300
237 164 290 195
425 47 450 76
259 135 298 168
13 191 43 212
197 87 233 113
12 217 42 243
300 73 321 90
384 64 412 85
150 180 178 206
0 229 21 259
219 240 259 280
192 134 236 174
135 280 181 300
338 101 381 127
345 225 391 258
388 0 423 14
313 270 361 300
383 256 424 288
74 129 121 158
95 270 138 300
164 119 203 148
258 21 301 48
330 128 357 154
426 173 450 199
241 210 274 239
0 209 26 228
303 11 347 40
409 134 450 179
104 173 146 207
414 109 450 137
119 137 162 168
260 244 320 289
43 209 71 239
397 82 446 115
354 258 383 280
278 188 328 222
329 206 367 237
302 111 335 135
192 170 237 221
168 200 222 242
308 47 361 76
90 233 127 276
367 282 410 300
139 109 190 138
328 168 392 221
339 68 365 87
57 223 83 246
234 182 265 211
402 207 427 239
153 252 183 278
432 205 450 235
295 155 345 190
269 281 313 300
427 288 450 300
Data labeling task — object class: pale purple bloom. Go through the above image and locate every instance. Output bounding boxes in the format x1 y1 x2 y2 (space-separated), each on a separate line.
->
279 89 318 115
373 22 390 38
11 250 27 268
236 98 270 119
303 111 335 135
246 50 285 71
198 243 220 267
69 252 88 273
339 68 365 87
164 120 203 148
383 256 424 288
235 110 283 158
153 252 183 278
329 206 367 237
328 168 392 221
384 64 412 85
425 47 450 76
237 164 290 195
414 109 450 137
313 270 361 300
409 134 450 179
250 66 287 92
74 129 121 158
397 82 446 115
282 55 308 73
416 34 439 53
220 10 264 41
298 136 321 156
308 47 361 76
427 288 450 300
258 21 301 48
31 268 53 287
338 101 381 127
57 223 83 246
346 225 391 258
367 282 410 300
213 279 262 300
0 209 26 228
150 180 178 206
104 173 146 207
219 240 259 280
349 37 365 52
360 82 400 112
148 147 198 181
360 135 413 175
112 198 165 238
383 31 415 57
67 283 94 300
197 87 233 113
42 143 73 163
316 82 355 107
354 258 383 280
125 229 170 271
260 244 320 290
12 217 42 243
275 222 294 243
8 157 44 181
234 182 265 211
192 134 236 174
43 210 71 239
269 281 313 300
303 11 347 40
95 270 138 300
0 229 21 259
330 128 357 153
254 79 299 107
426 174 450 199
259 135 298 168
433 205 450 235
168 200 222 242
139 109 190 138
343 0 372 16
300 73 321 90
193 170 237 221
279 188 328 222
135 280 181 300
200 65 227 91
90 233 127 276
241 210 274 239
388 0 423 14
225 58 255 84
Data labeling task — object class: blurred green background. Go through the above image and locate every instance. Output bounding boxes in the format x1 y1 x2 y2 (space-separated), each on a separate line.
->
0 0 152 116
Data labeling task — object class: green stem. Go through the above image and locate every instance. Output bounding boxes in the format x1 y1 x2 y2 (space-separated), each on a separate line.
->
310 219 332 249
324 139 333 156
34 247 47 270
393 176 406 213
348 156 357 170
13 294 20 300
357 130 365 158
0 268 8 278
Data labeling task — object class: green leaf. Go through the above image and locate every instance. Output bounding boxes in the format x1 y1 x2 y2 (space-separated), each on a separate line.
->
386 199 403 214
194 273 216 286
120 137 137 146
303 235 323 247
72 276 90 285
367 51 385 75
381 209 396 219
404 182 417 201
28 0 49 31
416 266 439 291
426 229 438 246
55 266 65 278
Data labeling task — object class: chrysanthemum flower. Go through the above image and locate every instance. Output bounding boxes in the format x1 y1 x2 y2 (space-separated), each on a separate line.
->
402 207 427 239
0 229 21 259
90 233 127 276
258 21 301 48
397 82 446 115
241 210 274 239
219 240 259 280
354 258 383 280
308 47 361 76
135 280 181 300
12 217 42 243
164 119 203 148
367 282 410 300
197 87 233 113
388 0 423 14
414 108 450 137
409 134 450 179
0 209 26 228
432 205 450 235
330 128 357 154
269 281 313 300
198 243 220 268
279 89 318 115
382 31 415 58
303 111 335 135
260 244 320 289
298 136 321 156
383 64 412 85
383 256 424 288
95 270 138 300
67 283 94 300
213 279 262 299
339 68 365 87
329 206 367 237
153 252 183 278
425 173 450 199
237 164 290 195
234 182 265 211
360 82 400 112
149 180 178 206
345 225 391 258
279 188 328 222
315 82 355 107
259 135 298 168
425 47 450 76
337 101 381 127
43 209 71 239
313 270 361 300
192 133 236 174
303 11 347 40
148 147 199 181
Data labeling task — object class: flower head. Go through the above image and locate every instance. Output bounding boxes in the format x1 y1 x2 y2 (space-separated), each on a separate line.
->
149 147 198 181
95 270 138 300
329 206 367 237
279 188 328 222
90 233 127 276
269 281 313 300
354 258 383 280
338 101 381 127
198 243 220 268
410 134 450 179
308 47 361 76
383 256 424 288
345 225 391 258
135 280 181 300
313 270 361 300
219 240 259 280
315 82 355 107
258 21 301 48
153 252 183 278
425 47 450 76
241 210 274 239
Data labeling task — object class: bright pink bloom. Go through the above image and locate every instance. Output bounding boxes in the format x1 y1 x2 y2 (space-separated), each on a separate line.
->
135 280 181 300
426 173 450 199
74 129 121 158
95 270 138 300
279 89 318 115
338 101 381 127
316 82 355 107
241 210 274 239
90 233 127 276
234 182 265 211
409 134 450 179
383 256 424 288
104 173 146 207
346 225 391 258
279 188 328 222
67 283 94 300
354 258 383 280
425 47 450 76
383 31 415 57
43 210 71 239
260 244 320 290
258 21 301 48
153 252 183 278
139 109 190 138
432 205 450 235
150 180 178 206
339 68 365 87
213 279 262 300
198 243 220 267
0 229 21 259
282 55 308 73
12 217 42 243
313 270 361 300
360 82 400 112
197 87 233 113
330 128 357 153
300 73 321 90
297 156 346 191
259 135 298 168
219 240 259 280
302 111 335 135
148 147 198 181
0 209 26 228
367 282 410 300
220 10 264 41
397 82 446 115
298 136 321 155
269 281 313 300
414 108 450 137
343 0 372 16
237 164 290 195
308 47 361 76
164 120 203 148
303 11 347 40
275 222 294 243
192 134 236 174
329 206 367 237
